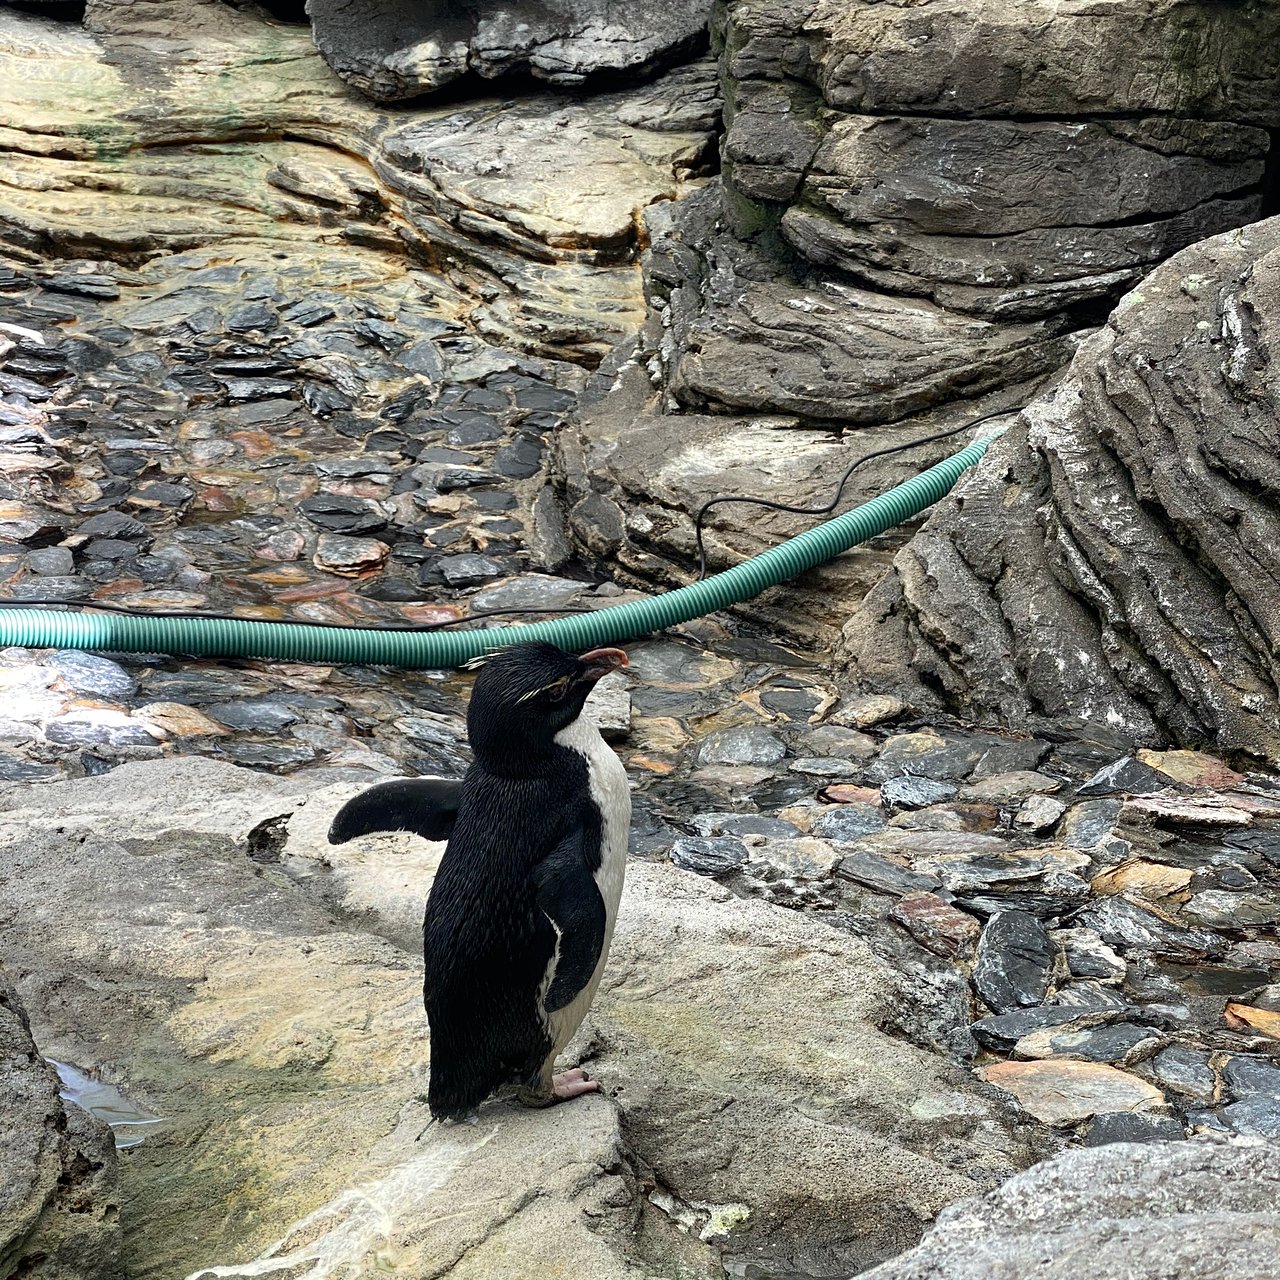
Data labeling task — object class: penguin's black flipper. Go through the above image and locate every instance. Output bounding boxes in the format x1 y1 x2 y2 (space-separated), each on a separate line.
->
533 824 607 1013
328 778 462 845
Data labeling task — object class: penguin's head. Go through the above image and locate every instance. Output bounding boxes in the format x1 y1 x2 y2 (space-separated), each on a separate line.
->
466 641 627 765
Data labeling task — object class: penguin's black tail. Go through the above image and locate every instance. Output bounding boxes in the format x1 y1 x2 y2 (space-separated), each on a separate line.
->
328 777 462 844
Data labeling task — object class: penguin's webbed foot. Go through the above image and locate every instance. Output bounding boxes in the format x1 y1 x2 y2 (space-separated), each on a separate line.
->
517 1067 599 1109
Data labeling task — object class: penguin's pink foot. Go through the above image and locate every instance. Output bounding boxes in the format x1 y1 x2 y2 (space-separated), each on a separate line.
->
552 1068 599 1101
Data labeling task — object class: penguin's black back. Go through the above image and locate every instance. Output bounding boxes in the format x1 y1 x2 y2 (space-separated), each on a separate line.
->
423 743 599 1119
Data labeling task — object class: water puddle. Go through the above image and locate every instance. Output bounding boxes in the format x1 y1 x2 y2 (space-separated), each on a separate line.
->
48 1058 165 1149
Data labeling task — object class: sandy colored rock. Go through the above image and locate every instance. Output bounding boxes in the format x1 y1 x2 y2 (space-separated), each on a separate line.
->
1091 860 1194 902
1224 1003 1280 1040
1135 749 1245 789
978 1060 1167 1127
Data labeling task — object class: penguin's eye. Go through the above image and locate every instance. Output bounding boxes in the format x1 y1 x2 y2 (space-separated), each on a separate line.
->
545 676 571 702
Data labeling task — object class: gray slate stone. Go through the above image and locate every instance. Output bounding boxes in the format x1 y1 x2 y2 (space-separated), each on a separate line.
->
697 725 785 767
973 911 1052 1013
669 836 748 878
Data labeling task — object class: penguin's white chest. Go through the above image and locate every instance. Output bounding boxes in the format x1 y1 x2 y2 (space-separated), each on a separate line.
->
543 713 631 1052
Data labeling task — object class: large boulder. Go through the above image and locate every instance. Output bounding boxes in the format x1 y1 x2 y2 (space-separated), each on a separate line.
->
860 1137 1280 1280
0 757 1049 1276
0 976 120 1280
306 0 710 102
558 0 1278 617
840 216 1280 765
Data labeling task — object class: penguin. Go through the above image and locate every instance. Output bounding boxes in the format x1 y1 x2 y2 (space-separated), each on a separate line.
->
328 641 631 1119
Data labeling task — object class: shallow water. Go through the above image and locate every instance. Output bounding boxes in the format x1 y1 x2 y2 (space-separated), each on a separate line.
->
49 1058 164 1150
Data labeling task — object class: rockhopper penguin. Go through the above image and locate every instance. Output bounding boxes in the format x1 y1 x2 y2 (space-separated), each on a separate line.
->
328 641 631 1119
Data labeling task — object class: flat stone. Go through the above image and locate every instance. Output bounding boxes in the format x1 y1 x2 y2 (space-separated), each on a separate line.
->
583 672 631 743
970 1006 1109 1051
836 851 939 897
298 495 387 535
1079 897 1228 960
690 813 802 840
1222 1096 1280 1137
439 554 502 587
821 784 881 806
1059 799 1125 850
206 700 302 733
869 731 981 783
813 803 886 842
313 534 391 577
45 651 136 701
880 775 959 811
789 756 861 779
1014 794 1068 833
1122 794 1254 829
974 910 1052 1013
75 511 148 541
26 546 74 575
977 1060 1166 1126
1136 749 1246 790
219 741 317 768
966 771 1063 801
1077 757 1167 797
890 892 981 958
45 712 158 748
1091 860 1193 902
225 302 278 332
669 836 748 878
1224 1057 1280 1100
1054 928 1126 982
1183 889 1280 928
917 847 1090 895
1147 1046 1217 1102
697 725 785 767
1014 1022 1163 1064
1082 1111 1184 1146
829 694 906 728
132 703 228 739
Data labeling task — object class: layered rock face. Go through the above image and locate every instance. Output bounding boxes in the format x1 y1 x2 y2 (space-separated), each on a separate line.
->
559 0 1278 634
307 0 711 101
842 217 1280 763
0 977 120 1280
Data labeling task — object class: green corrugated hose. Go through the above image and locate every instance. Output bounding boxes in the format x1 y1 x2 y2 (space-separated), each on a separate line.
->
0 437 993 668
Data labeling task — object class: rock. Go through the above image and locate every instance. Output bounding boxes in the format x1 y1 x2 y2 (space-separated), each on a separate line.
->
869 731 983 783
858 1137 1280 1280
0 759 1047 1279
1136 749 1246 790
966 771 1062 801
1076 758 1169 798
669 835 748 877
836 851 939 898
814 802 886 842
690 813 801 840
131 703 229 739
1091 860 1193 902
1014 794 1068 833
978 1060 1167 1127
1054 929 1126 983
1081 1111 1185 1146
1224 1003 1280 1039
841 220 1280 760
1079 897 1228 961
45 651 137 700
696 725 785 767
1182 890 1280 928
583 671 631 743
880 775 960 812
1060 800 1126 851
890 892 981 959
0 975 120 1279
1148 1047 1218 1103
830 694 906 729
312 533 391 577
1013 1022 1164 1065
308 0 709 102
298 495 387 535
205 700 301 733
1223 1097 1280 1138
1223 1057 1280 1101
971 1007 1114 1053
789 756 861 779
1122 794 1254 829
973 911 1052 1013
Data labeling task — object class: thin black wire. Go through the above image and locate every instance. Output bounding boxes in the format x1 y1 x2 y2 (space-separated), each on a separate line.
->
692 408 1016 579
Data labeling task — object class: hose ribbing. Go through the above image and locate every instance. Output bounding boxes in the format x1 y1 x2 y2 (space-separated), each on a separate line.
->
0 438 992 668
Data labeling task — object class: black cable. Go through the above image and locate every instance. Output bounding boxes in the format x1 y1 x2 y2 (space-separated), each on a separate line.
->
692 408 1016 579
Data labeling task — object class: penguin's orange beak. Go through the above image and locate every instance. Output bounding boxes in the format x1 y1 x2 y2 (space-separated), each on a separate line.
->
578 647 628 682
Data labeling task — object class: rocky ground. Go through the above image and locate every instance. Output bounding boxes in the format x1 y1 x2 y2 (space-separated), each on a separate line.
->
2 1 1279 1278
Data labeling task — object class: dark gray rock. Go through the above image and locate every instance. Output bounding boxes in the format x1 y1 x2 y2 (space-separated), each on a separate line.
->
690 813 802 840
835 851 939 898
1078 897 1228 961
46 652 137 701
1223 1057 1280 1101
1019 1022 1163 1064
669 836 749 878
1076 758 1168 798
298 495 387 535
973 911 1052 1014
308 0 709 102
26 546 74 576
206 701 302 733
696 726 785 767
842 220 1280 758
1223 1097 1280 1138
439 554 502 587
1060 800 1125 850
880 775 959 812
1148 1046 1217 1102
1082 1112 1184 1147
814 803 886 843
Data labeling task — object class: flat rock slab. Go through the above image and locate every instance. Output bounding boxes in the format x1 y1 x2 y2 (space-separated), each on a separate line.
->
978 1059 1166 1127
859 1137 1280 1280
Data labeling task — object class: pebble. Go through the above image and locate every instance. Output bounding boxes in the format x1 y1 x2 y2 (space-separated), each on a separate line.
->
973 910 1053 1013
313 534 391 576
697 726 786 768
669 836 748 878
